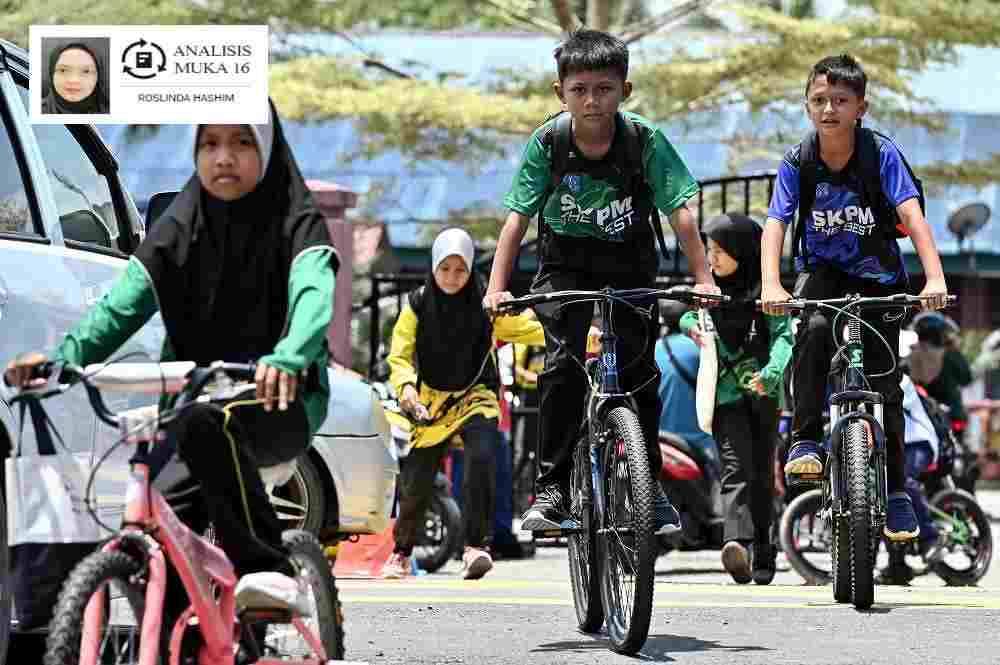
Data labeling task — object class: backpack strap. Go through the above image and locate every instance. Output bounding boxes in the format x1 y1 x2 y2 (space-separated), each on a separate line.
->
793 131 819 266
618 114 671 264
549 112 573 190
855 126 890 232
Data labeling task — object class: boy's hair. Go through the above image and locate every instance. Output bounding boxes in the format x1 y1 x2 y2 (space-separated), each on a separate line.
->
553 29 629 82
805 54 867 98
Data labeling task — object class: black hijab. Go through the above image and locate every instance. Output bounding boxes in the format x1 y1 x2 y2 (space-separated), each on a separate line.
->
134 100 338 366
413 267 494 393
705 213 765 354
42 42 108 115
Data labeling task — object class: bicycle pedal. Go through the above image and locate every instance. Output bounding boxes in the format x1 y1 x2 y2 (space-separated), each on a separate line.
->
525 517 582 537
787 473 823 487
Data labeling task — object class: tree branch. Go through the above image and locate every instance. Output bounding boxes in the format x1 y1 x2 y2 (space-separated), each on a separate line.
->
549 0 582 33
587 0 612 31
478 0 566 34
619 0 716 43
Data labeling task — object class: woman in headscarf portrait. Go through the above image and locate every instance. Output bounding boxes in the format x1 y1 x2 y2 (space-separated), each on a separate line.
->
678 213 793 586
41 39 110 115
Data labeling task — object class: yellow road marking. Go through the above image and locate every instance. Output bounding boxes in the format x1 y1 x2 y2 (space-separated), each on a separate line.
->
337 593 1000 611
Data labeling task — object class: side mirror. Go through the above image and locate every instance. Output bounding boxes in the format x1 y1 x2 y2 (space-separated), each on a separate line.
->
60 209 112 248
145 191 179 230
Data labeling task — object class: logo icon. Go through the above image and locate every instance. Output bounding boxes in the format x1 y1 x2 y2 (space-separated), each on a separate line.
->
122 39 167 79
815 182 830 200
563 174 583 194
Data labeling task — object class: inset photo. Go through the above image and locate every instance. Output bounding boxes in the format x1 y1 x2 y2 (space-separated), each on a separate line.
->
40 37 110 115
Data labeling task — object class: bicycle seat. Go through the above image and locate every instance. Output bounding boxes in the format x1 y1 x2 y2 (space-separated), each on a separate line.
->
235 571 311 617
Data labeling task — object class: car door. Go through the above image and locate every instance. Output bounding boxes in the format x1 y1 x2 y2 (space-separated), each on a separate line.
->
0 44 163 504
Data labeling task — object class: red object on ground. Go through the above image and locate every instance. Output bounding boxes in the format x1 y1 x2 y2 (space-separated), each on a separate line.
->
332 520 397 579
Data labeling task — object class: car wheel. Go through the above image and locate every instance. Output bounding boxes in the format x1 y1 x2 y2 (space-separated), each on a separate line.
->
269 454 326 535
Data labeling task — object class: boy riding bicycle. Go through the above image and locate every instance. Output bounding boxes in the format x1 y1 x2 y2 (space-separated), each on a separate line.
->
483 29 718 535
761 54 949 541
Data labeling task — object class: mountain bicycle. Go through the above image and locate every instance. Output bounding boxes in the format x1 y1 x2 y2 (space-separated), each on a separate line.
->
497 287 726 654
9 360 342 665
776 293 956 609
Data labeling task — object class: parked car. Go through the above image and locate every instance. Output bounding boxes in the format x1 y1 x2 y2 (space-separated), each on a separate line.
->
0 38 397 659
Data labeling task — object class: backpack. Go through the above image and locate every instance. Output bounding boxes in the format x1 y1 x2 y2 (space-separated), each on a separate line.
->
544 111 672 264
793 127 925 263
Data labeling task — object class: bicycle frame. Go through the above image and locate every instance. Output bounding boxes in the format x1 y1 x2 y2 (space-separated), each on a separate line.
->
825 312 888 522
65 374 329 665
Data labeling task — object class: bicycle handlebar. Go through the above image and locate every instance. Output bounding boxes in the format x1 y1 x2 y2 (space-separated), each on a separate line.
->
756 293 957 312
494 287 730 314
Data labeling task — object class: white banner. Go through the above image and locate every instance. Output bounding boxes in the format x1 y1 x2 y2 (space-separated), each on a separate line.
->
29 25 269 124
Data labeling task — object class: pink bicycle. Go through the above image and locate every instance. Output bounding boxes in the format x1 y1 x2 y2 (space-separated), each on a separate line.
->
13 360 343 665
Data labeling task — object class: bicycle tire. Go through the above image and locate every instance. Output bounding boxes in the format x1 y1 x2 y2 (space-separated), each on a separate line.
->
414 492 462 574
43 550 156 665
568 440 603 633
845 420 875 609
779 489 831 586
928 489 993 587
596 406 656 655
280 530 345 661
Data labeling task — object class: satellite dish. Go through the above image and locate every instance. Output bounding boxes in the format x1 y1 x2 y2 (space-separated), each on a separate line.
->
946 202 991 239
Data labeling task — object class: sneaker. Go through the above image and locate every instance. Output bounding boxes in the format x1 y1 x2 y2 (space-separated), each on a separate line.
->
234 571 311 617
520 483 571 531
751 540 777 586
784 440 824 476
652 487 682 536
884 492 920 542
875 562 914 586
381 551 411 579
721 540 752 584
461 546 494 580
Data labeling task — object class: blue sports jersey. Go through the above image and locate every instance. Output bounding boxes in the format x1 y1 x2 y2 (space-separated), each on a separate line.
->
767 134 919 285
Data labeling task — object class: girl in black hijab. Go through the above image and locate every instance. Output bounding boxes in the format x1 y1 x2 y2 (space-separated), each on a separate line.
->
42 42 109 114
679 213 793 585
384 228 544 580
7 100 338 599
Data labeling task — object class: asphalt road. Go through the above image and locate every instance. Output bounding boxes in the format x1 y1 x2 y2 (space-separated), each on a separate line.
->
334 491 1000 665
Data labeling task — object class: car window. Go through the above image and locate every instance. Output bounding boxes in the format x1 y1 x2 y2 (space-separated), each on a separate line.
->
16 85 118 248
0 90 36 235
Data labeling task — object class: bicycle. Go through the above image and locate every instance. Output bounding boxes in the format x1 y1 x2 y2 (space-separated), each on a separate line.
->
496 287 727 655
775 293 956 609
9 360 343 665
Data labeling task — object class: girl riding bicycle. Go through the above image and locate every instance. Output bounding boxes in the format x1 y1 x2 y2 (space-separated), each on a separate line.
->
5 102 337 612
681 214 793 585
383 228 544 580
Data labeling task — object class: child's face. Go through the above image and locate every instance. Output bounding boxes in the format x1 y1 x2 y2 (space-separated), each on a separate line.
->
53 48 98 102
196 125 262 201
434 255 470 295
554 68 631 132
805 74 867 139
707 238 739 278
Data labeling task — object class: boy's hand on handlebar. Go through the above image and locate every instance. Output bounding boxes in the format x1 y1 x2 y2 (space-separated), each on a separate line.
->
918 277 949 312
761 281 792 316
482 291 513 316
400 384 431 423
4 351 48 389
256 362 297 412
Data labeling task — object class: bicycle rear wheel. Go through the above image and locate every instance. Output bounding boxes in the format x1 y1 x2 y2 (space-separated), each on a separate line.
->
568 439 603 633
44 550 157 665
596 406 656 655
845 421 875 609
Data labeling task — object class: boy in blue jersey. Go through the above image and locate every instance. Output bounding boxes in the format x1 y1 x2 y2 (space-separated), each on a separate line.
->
760 54 949 541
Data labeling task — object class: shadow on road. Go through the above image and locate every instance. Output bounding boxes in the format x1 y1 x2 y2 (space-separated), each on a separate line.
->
532 633 772 662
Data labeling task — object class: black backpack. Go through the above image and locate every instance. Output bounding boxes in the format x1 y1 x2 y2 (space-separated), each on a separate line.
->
544 111 672 263
793 126 925 263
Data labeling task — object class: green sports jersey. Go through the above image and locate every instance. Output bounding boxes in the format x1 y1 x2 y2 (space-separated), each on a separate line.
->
504 111 699 244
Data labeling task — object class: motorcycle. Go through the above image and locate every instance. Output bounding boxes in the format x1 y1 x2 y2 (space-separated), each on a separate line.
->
657 430 725 551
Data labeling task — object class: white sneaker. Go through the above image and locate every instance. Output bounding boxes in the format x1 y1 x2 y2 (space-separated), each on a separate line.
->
461 547 493 580
235 571 311 617
381 552 411 579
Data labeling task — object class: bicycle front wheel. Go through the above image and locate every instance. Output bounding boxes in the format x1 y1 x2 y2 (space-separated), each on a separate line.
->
44 550 157 665
845 420 875 609
567 439 602 633
596 406 656 655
